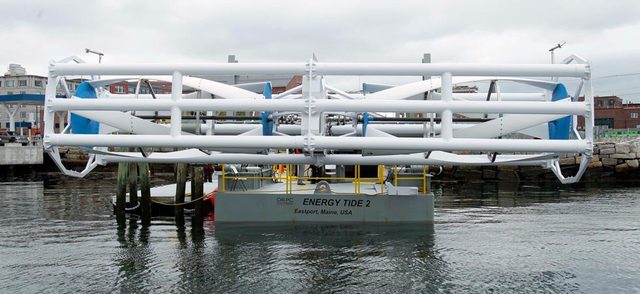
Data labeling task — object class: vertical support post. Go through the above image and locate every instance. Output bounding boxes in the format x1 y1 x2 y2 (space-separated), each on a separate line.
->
138 162 152 226
422 165 427 194
286 164 291 194
289 164 293 194
584 68 594 149
221 164 226 192
378 165 384 194
192 166 204 228
441 72 453 140
394 165 398 188
297 164 305 185
170 71 183 137
354 165 358 194
190 165 195 200
175 163 187 221
44 75 60 136
355 165 361 195
128 161 138 209
115 154 128 225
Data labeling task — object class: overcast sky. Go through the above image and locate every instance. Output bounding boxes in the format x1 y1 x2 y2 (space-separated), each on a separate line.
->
2 0 640 98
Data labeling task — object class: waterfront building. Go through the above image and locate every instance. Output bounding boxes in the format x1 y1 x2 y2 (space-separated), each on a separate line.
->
0 64 82 136
577 96 640 131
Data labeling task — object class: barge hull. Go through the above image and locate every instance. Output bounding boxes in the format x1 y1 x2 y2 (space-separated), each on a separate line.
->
215 193 434 222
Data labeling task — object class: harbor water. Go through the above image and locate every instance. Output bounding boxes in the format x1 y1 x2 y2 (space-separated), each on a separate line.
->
0 174 639 293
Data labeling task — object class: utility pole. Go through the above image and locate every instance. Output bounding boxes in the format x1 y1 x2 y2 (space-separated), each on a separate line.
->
549 41 566 81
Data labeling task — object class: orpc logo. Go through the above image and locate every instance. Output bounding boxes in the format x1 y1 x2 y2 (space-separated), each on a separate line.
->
276 197 294 206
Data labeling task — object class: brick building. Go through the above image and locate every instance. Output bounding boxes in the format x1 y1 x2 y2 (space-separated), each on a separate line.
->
577 96 640 130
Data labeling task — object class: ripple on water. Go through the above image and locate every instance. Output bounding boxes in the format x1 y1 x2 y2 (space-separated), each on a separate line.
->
0 178 639 293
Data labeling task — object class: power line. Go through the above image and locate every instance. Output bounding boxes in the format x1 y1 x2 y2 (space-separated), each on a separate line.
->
593 73 640 79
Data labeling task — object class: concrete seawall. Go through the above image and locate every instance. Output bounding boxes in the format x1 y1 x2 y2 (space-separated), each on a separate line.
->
0 145 43 165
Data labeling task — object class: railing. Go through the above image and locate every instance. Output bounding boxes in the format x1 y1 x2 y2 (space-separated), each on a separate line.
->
219 164 430 195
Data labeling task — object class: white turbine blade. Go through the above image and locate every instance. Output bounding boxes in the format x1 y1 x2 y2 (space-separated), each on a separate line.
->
362 127 401 155
365 127 395 137
87 148 218 159
72 109 185 135
366 77 558 100
152 76 263 100
87 77 138 88
234 81 268 93
88 76 263 99
238 126 263 136
102 92 199 99
519 124 550 139
453 114 565 139
362 83 393 93
365 79 439 100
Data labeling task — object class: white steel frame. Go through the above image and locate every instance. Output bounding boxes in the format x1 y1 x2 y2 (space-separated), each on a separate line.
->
43 57 594 183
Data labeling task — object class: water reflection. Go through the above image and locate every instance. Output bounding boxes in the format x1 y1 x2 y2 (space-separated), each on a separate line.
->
212 222 441 293
114 219 154 293
1 176 639 292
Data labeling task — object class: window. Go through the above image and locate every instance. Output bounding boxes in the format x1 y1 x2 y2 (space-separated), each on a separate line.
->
7 91 13 95
0 81 2 87
19 91 26 94
6 80 15 87
18 80 27 87
115 86 124 93
595 118 614 129
632 113 638 119
597 100 603 107
34 80 42 87
609 99 615 106
20 111 26 119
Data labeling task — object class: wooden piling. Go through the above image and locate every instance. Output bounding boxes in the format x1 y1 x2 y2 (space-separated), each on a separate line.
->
116 159 129 224
190 166 196 201
138 162 152 226
128 162 139 209
192 166 204 228
175 163 187 222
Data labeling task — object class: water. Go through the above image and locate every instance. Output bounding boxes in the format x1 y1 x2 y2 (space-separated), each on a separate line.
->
0 175 639 293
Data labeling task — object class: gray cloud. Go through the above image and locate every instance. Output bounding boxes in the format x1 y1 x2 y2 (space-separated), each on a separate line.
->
1 0 640 98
